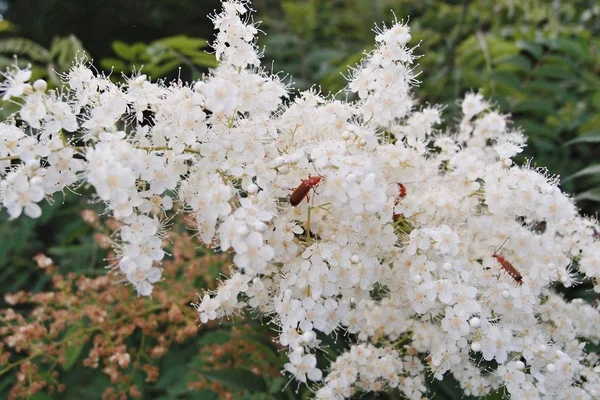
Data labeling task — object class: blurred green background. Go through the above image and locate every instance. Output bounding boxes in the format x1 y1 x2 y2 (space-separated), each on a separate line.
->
0 0 599 399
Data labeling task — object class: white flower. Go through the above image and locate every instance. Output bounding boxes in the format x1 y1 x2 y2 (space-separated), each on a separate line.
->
2 173 45 219
1 67 32 100
232 231 274 273
127 266 161 296
200 77 240 114
284 351 322 383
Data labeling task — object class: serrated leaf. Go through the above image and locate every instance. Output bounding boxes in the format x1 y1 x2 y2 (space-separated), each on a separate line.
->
565 164 600 181
199 368 267 392
564 131 600 146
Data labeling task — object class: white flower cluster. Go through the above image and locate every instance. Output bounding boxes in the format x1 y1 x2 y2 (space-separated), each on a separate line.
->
1 0 600 398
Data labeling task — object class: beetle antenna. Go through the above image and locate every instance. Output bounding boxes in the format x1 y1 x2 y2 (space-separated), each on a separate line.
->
305 152 323 176
493 236 511 255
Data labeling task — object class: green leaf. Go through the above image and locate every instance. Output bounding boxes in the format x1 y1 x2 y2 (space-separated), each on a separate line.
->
62 325 86 371
146 59 183 78
100 58 128 73
194 389 220 400
513 99 554 117
574 188 600 202
112 41 141 61
50 35 86 72
565 164 600 181
524 80 560 95
30 393 54 400
496 54 532 73
191 53 218 68
593 92 600 111
564 131 600 146
552 37 591 61
157 35 209 50
281 1 317 38
532 65 577 81
198 330 231 346
518 119 555 139
0 37 50 62
516 40 543 59
243 334 285 368
488 71 521 92
199 368 268 392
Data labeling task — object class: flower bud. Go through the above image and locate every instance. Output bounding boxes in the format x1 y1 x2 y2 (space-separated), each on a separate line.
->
33 79 47 92
247 183 259 195
515 361 525 370
469 317 481 329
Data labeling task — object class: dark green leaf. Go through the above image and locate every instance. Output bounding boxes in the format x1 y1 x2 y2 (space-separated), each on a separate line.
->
553 37 591 61
199 368 268 392
30 393 54 400
513 99 554 117
488 71 521 91
496 54 532 73
198 330 231 346
532 65 577 81
158 35 209 50
62 325 86 371
592 92 600 110
516 40 543 59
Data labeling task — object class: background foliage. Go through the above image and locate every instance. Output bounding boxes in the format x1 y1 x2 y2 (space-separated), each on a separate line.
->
0 0 598 399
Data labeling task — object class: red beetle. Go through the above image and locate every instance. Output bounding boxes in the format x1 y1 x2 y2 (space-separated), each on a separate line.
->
393 183 407 220
492 253 523 285
290 176 322 206
492 238 523 285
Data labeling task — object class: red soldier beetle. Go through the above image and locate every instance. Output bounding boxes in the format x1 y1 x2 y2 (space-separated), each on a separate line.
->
492 237 523 285
290 175 322 206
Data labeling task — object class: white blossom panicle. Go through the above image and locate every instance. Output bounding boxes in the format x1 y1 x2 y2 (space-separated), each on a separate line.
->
1 0 600 398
